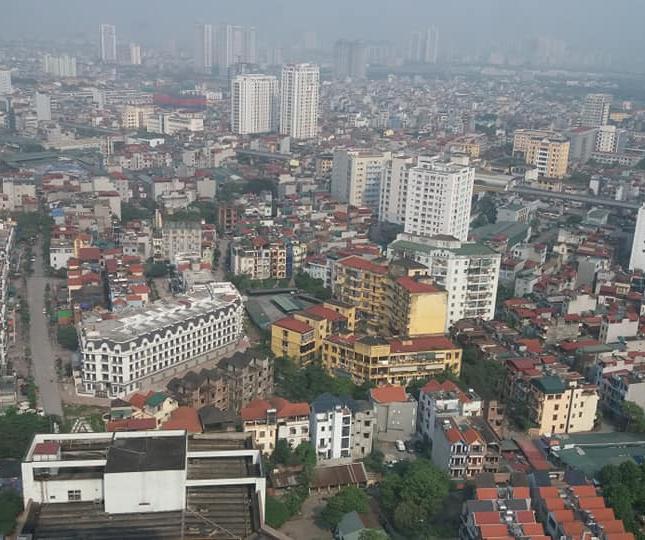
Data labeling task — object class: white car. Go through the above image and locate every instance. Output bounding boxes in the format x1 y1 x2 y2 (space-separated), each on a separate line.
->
42 308 47 315
395 440 406 452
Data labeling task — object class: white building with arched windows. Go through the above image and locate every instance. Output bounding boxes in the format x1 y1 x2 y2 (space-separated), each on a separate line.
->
79 282 244 398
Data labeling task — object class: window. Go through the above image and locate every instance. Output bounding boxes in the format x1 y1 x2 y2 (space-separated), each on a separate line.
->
68 490 81 502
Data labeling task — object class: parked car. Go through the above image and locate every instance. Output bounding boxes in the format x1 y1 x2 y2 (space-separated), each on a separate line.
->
395 440 406 452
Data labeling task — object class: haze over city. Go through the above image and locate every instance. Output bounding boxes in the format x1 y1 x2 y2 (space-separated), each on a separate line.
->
1 1 645 539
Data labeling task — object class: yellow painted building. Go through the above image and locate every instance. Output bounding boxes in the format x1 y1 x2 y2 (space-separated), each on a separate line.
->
513 129 569 179
322 299 356 331
322 334 462 386
270 317 316 364
528 375 598 436
334 256 388 323
386 276 447 336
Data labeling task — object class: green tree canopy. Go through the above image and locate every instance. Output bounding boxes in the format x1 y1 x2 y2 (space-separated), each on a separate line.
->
320 486 369 528
0 489 22 535
0 409 52 459
265 496 291 528
57 326 79 351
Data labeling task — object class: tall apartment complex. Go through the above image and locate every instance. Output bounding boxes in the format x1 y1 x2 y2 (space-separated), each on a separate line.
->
230 74 279 135
580 93 612 128
629 204 645 272
129 43 142 65
79 283 244 397
403 156 474 241
216 24 256 69
195 24 214 72
42 54 77 77
331 148 390 211
333 40 367 80
0 69 12 95
379 155 414 225
99 24 117 63
512 130 570 179
408 27 439 64
388 233 501 329
279 63 319 140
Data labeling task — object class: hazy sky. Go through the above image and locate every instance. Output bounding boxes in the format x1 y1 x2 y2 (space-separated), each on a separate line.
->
2 0 644 61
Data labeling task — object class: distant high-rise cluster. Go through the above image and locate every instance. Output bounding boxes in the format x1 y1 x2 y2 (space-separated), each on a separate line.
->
42 54 77 77
230 74 279 135
194 23 255 72
0 69 12 95
408 27 439 64
333 40 367 80
195 23 214 73
580 93 612 128
280 63 320 140
129 43 142 65
99 23 117 63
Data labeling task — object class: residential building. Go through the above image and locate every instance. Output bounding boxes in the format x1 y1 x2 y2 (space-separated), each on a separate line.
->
527 375 598 436
145 113 204 135
599 314 639 344
292 303 354 353
388 234 501 329
99 24 117 63
630 204 645 272
595 125 626 153
580 93 612 128
195 24 214 72
331 148 390 212
216 24 256 68
407 27 439 64
599 368 645 419
333 40 367 80
403 156 474 241
231 74 279 134
35 92 51 122
565 127 597 163
417 379 482 439
386 275 448 336
160 221 203 262
280 63 319 140
120 105 153 130
129 43 142 65
379 154 414 225
323 334 462 386
0 70 11 95
240 397 310 454
270 317 316 364
42 54 77 77
309 393 375 462
20 431 266 538
333 256 388 324
513 130 570 179
369 385 418 442
79 282 244 397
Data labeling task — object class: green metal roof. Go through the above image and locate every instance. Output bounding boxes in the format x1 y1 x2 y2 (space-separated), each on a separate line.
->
389 239 498 257
145 392 167 408
531 376 566 394
272 295 302 313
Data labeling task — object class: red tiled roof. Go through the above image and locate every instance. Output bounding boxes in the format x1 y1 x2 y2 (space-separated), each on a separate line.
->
550 509 575 523
302 304 346 322
571 485 597 498
475 488 498 500
337 255 388 274
395 276 441 294
562 521 586 536
128 390 154 410
241 397 309 422
578 496 606 510
512 486 530 499
273 317 314 334
33 442 60 455
107 417 157 432
478 524 508 537
514 510 535 523
521 523 545 535
473 511 502 525
163 406 202 433
599 520 626 534
605 534 636 540
390 335 457 353
370 385 408 404
78 247 101 261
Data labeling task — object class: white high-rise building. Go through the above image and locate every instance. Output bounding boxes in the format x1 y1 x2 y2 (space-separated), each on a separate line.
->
35 92 51 122
331 148 390 211
388 233 501 329
408 27 439 64
595 125 626 154
403 156 474 241
99 24 117 63
580 93 612 128
195 23 214 73
230 74 279 135
129 43 142 65
42 54 77 77
216 24 256 69
0 70 12 95
280 63 319 140
629 204 645 272
379 155 414 224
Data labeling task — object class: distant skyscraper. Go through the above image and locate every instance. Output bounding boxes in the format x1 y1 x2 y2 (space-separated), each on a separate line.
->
630 204 645 272
0 70 12 95
408 27 439 64
35 92 51 122
195 24 214 73
280 63 319 140
42 54 77 77
333 40 367 80
231 74 279 135
580 93 612 128
99 24 117 63
216 25 256 69
331 148 390 212
129 43 142 65
303 31 318 50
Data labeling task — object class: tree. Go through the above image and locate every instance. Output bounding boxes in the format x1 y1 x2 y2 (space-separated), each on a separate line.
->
363 449 385 473
144 262 168 278
0 489 22 535
0 409 51 459
359 530 389 540
320 486 369 528
272 439 293 466
294 272 332 300
57 326 79 351
265 496 291 528
621 401 645 432
292 442 316 469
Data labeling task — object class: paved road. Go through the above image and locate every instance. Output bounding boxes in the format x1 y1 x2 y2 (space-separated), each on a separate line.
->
26 245 63 417
511 186 640 210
